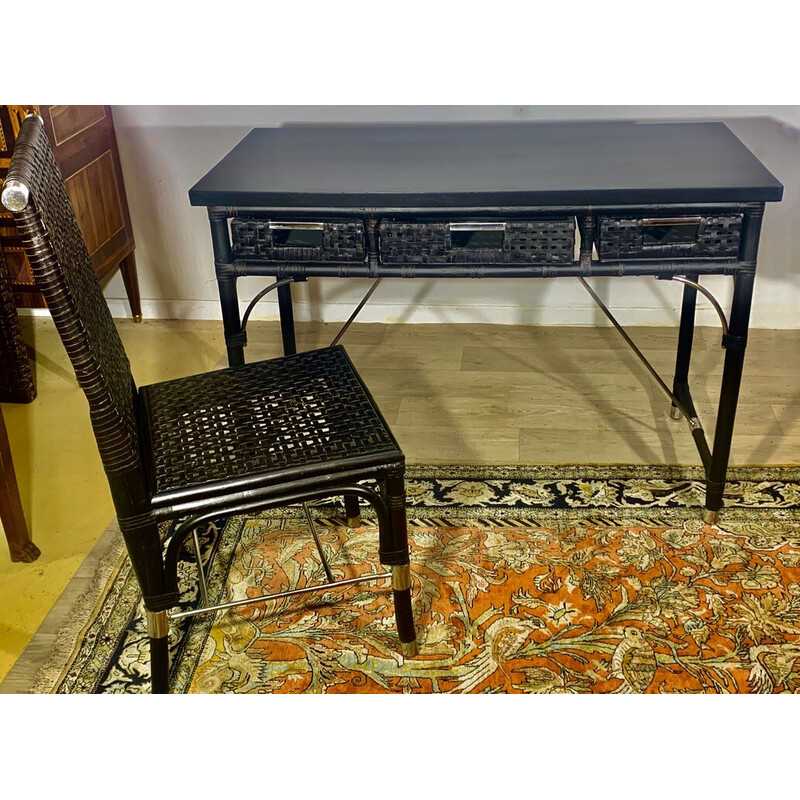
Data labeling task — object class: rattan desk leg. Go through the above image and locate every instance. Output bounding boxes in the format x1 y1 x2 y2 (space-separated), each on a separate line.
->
704 207 762 522
705 269 755 522
209 213 246 367
671 273 698 420
277 281 297 356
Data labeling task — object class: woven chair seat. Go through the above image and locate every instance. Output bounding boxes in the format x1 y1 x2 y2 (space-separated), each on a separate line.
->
140 345 402 512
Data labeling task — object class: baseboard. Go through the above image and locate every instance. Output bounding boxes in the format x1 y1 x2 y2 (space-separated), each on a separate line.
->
94 297 800 329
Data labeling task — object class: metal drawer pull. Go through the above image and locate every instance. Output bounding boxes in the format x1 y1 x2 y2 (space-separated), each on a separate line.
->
268 222 325 230
268 221 324 247
641 217 701 247
449 222 506 249
642 217 702 226
448 222 507 232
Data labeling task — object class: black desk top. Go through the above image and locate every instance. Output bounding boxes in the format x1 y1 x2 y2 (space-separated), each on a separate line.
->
189 121 783 209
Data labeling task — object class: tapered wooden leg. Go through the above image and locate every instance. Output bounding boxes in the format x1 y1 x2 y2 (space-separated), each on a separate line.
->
1 407 39 563
119 252 143 322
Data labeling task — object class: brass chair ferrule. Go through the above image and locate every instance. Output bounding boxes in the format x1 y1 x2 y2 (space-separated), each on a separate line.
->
400 640 419 658
392 564 412 592
146 609 169 639
703 509 718 525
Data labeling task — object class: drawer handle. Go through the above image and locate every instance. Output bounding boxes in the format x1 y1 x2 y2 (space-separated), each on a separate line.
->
642 217 702 226
641 217 701 247
449 222 506 249
268 221 324 247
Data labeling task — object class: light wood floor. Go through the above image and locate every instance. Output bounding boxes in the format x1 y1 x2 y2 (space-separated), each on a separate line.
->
2 318 799 683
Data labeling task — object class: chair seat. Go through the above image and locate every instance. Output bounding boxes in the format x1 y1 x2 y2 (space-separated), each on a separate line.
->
139 345 403 514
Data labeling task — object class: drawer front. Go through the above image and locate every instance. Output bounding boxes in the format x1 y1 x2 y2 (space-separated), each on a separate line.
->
379 219 575 264
231 219 365 262
596 214 743 261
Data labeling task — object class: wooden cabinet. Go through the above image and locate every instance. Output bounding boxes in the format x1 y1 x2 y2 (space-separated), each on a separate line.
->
0 105 141 319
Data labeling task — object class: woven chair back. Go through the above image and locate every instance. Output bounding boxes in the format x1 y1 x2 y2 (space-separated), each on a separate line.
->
2 116 140 475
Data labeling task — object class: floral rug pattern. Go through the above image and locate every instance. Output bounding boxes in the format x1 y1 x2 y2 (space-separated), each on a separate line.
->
43 464 800 694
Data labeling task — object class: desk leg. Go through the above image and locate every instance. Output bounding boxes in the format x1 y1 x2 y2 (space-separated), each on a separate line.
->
209 213 245 367
704 206 762 523
704 269 755 522
1 407 39 562
671 272 698 419
277 281 297 356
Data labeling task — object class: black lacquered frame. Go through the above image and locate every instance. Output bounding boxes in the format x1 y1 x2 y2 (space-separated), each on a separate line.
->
206 200 766 523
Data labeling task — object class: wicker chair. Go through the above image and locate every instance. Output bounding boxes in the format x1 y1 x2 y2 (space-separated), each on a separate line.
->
2 115 417 693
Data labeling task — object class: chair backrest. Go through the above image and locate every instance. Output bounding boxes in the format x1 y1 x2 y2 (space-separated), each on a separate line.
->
1 115 141 478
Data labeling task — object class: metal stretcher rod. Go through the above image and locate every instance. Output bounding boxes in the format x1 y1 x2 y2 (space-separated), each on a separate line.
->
576 277 701 431
169 571 392 621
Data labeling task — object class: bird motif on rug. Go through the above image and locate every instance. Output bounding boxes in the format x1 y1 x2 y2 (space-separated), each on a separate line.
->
747 643 800 694
610 626 657 693
456 617 542 693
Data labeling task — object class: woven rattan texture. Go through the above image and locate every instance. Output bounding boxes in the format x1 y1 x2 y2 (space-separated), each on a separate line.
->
4 117 139 473
141 346 401 497
231 220 365 262
0 243 35 402
596 214 743 261
379 219 575 264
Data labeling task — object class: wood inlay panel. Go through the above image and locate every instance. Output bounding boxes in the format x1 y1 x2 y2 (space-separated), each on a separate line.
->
64 151 123 255
49 105 106 146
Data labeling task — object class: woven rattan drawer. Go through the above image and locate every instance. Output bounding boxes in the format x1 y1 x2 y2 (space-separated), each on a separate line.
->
378 219 575 264
595 214 743 261
231 219 365 262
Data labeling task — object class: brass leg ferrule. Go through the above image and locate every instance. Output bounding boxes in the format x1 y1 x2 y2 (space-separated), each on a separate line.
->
400 640 419 658
392 564 412 592
703 509 718 525
670 405 682 420
346 515 362 528
146 609 169 639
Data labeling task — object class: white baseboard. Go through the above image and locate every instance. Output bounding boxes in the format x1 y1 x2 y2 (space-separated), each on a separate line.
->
95 297 800 330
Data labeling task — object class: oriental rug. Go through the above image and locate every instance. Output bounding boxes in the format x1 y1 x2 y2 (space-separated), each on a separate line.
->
27 464 800 694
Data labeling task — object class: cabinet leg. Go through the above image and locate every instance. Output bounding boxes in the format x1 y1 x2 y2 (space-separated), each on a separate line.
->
120 252 143 322
1 408 39 562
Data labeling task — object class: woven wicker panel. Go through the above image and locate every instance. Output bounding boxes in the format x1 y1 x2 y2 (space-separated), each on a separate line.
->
596 215 743 261
141 346 400 498
4 117 139 473
379 219 575 264
231 219 365 262
0 243 35 402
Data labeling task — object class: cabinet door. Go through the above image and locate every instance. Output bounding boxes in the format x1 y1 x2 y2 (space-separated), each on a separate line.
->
40 106 135 282
0 105 137 309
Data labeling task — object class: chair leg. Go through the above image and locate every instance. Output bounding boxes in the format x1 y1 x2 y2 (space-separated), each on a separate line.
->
146 609 170 694
344 494 362 527
384 471 418 657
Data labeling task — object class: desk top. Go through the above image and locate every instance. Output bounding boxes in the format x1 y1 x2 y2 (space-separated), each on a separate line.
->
189 121 783 209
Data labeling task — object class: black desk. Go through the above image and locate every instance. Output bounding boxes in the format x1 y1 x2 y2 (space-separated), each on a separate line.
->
189 120 784 522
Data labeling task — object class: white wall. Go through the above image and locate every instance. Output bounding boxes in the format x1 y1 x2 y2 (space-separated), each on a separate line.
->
105 106 800 329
